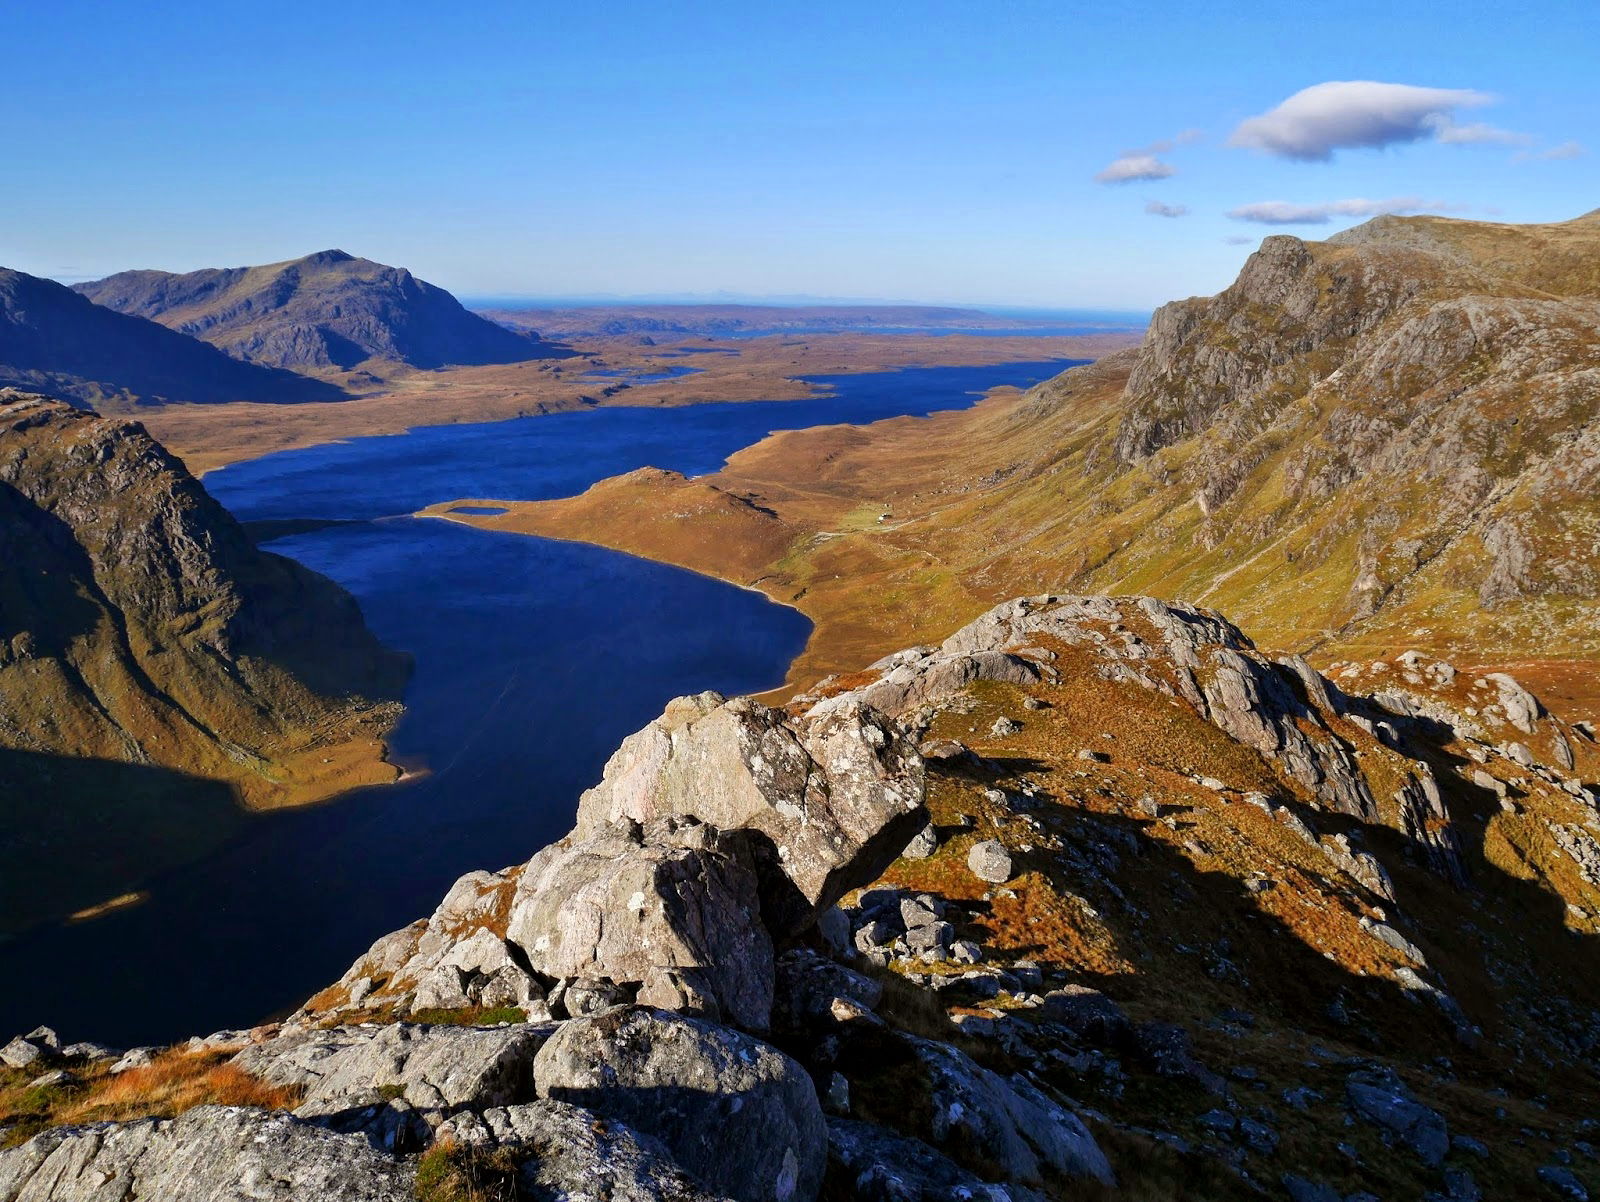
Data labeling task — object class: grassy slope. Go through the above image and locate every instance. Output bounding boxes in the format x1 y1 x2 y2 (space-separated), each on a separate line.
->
425 213 1600 718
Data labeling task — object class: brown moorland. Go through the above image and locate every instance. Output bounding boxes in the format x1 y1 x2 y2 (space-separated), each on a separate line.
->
420 213 1600 720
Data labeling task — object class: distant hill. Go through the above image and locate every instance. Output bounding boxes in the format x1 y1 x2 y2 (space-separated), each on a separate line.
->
77 250 568 371
0 267 346 406
482 302 1136 340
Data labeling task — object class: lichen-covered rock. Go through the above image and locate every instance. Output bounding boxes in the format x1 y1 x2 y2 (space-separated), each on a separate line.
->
573 692 926 934
233 1021 547 1117
534 1006 827 1202
440 1099 736 1202
507 817 775 1030
0 1105 414 1202
966 840 1013 884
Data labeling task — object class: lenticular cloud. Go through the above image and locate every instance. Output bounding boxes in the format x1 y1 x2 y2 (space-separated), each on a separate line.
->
1229 82 1493 160
1226 197 1431 225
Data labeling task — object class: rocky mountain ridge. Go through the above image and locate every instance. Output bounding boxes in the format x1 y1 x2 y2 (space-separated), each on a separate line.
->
461 211 1600 709
0 268 345 407
5 593 1596 1200
76 250 569 374
0 392 408 931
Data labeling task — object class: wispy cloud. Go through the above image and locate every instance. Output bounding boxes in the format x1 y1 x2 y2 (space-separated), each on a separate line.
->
1229 81 1494 160
1226 196 1441 225
1433 120 1531 146
1095 130 1203 184
1515 140 1586 162
1144 200 1190 218
1224 236 1256 245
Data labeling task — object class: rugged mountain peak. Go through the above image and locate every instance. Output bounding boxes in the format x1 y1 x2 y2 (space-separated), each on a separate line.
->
0 267 346 406
1114 229 1450 464
0 392 407 931
75 252 570 373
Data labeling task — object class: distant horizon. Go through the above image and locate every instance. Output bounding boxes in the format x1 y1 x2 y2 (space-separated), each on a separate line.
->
459 294 1152 323
7 2 1594 308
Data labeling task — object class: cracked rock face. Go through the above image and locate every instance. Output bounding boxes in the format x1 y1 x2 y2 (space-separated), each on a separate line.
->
507 817 775 1030
233 1021 548 1118
535 1006 827 1202
573 692 927 935
441 1100 736 1202
0 1105 416 1202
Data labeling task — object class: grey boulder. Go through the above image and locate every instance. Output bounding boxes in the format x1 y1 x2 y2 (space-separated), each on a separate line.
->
0 1105 413 1202
507 816 775 1031
534 1006 827 1202
441 1099 736 1202
967 841 1014 884
233 1021 548 1116
572 692 926 934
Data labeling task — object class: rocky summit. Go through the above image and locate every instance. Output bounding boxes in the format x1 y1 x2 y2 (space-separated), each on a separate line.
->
0 393 408 932
75 250 570 373
5 593 1597 1199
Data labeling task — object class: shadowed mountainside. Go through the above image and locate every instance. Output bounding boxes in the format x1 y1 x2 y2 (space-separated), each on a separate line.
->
0 391 409 931
0 268 346 406
76 250 570 373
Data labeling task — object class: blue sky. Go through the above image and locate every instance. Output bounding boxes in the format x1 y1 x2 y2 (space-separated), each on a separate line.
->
4 1 1595 308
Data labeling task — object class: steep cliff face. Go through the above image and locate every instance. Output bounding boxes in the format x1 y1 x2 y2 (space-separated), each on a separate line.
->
0 391 408 929
76 250 568 372
1082 212 1600 645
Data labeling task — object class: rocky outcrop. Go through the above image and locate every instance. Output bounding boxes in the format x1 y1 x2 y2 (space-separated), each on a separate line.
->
0 1106 416 1202
572 692 926 934
234 1022 548 1130
76 250 568 372
808 594 1384 821
536 1007 826 1202
16 589 1595 1198
443 1100 736 1202
0 394 407 931
508 817 775 1029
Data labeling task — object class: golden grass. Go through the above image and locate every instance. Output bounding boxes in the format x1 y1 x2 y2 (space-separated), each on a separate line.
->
0 1049 303 1149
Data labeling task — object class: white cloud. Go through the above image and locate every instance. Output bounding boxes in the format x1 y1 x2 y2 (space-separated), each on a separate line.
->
1226 196 1437 225
1229 81 1493 160
1224 236 1256 245
1515 140 1586 162
1433 120 1531 146
1144 200 1189 218
1094 130 1203 184
1096 153 1175 184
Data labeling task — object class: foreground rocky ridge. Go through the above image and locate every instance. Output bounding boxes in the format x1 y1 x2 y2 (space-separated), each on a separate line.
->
6 594 1597 1199
0 392 408 931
